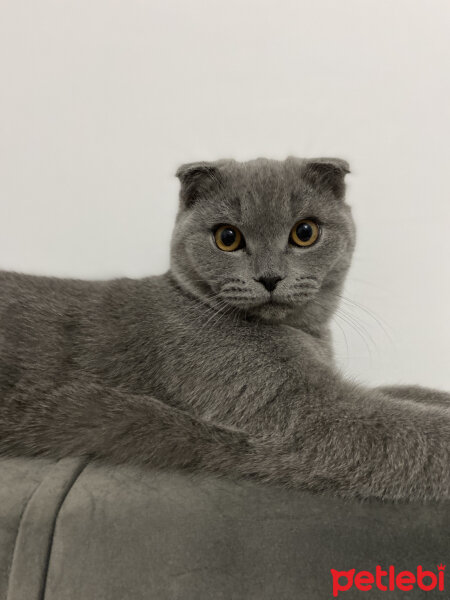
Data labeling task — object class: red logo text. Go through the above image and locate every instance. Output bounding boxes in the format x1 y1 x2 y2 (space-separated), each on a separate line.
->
330 564 445 597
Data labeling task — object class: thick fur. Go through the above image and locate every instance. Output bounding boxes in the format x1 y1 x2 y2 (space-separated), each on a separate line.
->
0 157 448 501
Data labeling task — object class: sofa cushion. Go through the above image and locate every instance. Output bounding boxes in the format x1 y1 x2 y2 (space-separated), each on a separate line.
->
1 458 448 599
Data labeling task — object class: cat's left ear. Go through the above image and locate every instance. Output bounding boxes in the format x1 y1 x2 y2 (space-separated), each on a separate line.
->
176 161 222 208
295 157 350 200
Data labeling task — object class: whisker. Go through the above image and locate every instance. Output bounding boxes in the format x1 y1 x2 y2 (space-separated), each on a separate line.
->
295 276 319 283
197 300 231 333
220 295 260 301
314 297 373 361
331 318 350 365
336 293 394 345
209 304 236 330
221 286 249 293
334 309 374 360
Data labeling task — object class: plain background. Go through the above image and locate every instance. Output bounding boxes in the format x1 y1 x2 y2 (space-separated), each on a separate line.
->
0 0 449 389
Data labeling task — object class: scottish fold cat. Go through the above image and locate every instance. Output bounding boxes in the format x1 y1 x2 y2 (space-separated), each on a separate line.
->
0 157 448 501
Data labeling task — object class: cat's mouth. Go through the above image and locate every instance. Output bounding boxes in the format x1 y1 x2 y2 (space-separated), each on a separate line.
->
265 298 292 307
220 294 307 313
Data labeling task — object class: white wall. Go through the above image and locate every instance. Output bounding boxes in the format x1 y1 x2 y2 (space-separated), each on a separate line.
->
0 0 449 389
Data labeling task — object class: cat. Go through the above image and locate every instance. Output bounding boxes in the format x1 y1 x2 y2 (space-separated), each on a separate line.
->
0 156 448 502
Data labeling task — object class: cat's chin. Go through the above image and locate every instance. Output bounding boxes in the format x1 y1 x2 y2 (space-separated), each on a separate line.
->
248 301 293 322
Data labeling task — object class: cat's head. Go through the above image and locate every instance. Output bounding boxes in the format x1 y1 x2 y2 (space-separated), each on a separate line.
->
170 157 355 327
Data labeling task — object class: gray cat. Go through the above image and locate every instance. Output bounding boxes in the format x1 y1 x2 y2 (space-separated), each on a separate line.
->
0 157 449 501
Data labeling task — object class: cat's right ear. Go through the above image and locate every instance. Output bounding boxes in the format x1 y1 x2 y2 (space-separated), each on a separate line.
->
175 162 222 208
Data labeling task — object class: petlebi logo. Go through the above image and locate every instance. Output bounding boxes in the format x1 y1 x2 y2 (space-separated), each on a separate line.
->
330 564 445 597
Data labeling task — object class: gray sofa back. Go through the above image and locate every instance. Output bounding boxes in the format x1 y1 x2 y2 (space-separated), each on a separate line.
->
1 458 448 599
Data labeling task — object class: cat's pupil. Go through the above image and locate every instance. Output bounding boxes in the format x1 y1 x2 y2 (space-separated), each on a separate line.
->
296 222 313 242
221 228 236 246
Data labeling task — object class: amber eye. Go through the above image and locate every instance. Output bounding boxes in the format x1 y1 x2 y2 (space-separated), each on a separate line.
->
214 225 244 252
290 219 320 247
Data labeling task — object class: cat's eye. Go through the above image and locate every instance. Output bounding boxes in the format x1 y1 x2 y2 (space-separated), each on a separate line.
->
214 225 244 252
290 219 320 248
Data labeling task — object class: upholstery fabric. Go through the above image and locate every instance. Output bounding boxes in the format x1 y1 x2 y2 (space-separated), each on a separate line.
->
0 457 448 599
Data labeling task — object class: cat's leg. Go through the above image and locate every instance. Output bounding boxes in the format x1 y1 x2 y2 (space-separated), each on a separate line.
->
376 384 450 408
0 380 251 471
280 381 450 501
0 379 311 490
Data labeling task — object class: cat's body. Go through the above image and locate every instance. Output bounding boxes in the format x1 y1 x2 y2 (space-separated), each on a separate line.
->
0 157 449 501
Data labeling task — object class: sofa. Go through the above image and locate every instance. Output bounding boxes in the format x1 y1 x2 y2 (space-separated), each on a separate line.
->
0 456 448 599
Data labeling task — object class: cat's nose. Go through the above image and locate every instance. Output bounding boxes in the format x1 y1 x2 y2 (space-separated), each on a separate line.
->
256 276 283 292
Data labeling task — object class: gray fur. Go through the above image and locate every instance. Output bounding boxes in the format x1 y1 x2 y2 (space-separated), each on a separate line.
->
0 157 448 501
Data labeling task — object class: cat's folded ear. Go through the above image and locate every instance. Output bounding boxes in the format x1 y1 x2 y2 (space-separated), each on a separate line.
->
176 161 222 208
291 157 350 200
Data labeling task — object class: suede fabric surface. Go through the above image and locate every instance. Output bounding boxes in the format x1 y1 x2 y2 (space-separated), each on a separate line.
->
0 458 448 599
0 458 58 600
